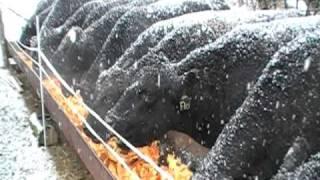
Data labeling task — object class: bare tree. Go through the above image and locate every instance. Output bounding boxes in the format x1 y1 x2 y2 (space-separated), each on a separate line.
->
242 0 292 10
256 0 271 9
256 0 287 9
238 0 244 6
284 0 288 8
305 0 320 15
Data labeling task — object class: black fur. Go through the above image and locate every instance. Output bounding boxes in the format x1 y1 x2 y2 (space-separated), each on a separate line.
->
273 152 320 179
193 30 320 180
51 0 158 84
19 0 54 47
84 16 320 148
40 0 124 56
79 0 229 97
86 9 304 130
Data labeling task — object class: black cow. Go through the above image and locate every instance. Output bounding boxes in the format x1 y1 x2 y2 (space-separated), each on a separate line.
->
273 152 320 180
51 6 130 84
83 10 305 142
82 9 302 102
114 9 303 69
84 9 291 141
275 137 311 177
79 0 229 96
45 0 158 57
40 0 92 36
19 0 54 47
81 0 159 29
90 16 320 149
70 10 229 97
82 10 236 101
193 30 320 180
50 0 158 85
86 16 228 127
40 0 130 56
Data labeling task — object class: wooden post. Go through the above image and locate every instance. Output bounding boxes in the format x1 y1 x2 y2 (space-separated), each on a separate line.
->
0 8 8 68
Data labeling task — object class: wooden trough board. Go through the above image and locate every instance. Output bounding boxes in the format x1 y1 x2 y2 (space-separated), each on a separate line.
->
7 42 115 180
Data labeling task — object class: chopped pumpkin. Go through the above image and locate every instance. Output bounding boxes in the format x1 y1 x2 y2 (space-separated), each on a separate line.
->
43 78 193 180
17 52 33 69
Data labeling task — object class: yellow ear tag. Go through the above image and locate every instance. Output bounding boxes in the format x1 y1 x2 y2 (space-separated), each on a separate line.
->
179 95 191 111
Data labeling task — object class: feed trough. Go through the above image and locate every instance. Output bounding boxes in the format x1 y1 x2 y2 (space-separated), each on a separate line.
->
7 42 192 180
8 42 117 180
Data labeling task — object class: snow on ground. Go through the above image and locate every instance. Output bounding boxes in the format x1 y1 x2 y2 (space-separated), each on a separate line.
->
0 58 92 179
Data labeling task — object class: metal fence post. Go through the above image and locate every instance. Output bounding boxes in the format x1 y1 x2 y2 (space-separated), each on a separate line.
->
36 16 47 147
0 8 8 68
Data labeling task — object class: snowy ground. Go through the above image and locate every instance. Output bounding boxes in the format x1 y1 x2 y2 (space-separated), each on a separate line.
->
0 57 93 179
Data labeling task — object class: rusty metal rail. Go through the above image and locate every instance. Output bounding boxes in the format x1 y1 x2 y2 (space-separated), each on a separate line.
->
7 42 115 180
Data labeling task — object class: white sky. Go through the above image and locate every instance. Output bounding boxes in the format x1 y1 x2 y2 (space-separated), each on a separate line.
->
0 0 38 41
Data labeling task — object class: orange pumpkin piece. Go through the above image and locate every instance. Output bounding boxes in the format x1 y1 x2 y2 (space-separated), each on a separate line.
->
43 78 193 180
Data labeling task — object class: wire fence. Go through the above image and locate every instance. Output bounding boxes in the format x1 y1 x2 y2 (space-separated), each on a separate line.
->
4 1 319 179
9 40 141 179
